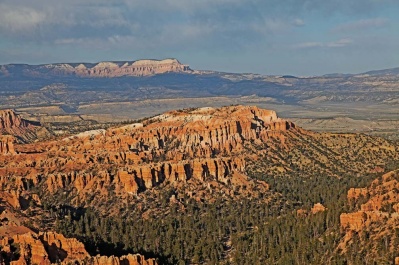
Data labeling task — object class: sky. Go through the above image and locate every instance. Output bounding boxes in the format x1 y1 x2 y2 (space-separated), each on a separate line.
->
0 0 399 76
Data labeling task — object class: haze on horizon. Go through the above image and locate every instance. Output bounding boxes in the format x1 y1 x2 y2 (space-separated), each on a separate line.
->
0 0 399 76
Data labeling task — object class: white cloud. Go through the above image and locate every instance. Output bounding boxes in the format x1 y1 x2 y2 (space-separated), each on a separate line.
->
0 4 46 32
54 37 113 50
293 38 353 49
332 18 389 33
292 42 323 49
293 19 305 27
326 38 353 47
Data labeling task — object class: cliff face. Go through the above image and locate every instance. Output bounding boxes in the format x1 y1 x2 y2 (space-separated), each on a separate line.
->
0 109 47 143
2 59 192 78
0 109 30 130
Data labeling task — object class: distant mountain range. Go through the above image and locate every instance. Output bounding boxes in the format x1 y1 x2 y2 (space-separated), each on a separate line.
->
1 58 398 79
0 58 192 79
0 58 398 133
0 58 398 105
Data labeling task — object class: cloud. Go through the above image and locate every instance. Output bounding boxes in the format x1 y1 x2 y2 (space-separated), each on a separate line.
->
0 4 46 33
0 0 398 72
1 0 394 37
326 38 353 47
293 38 353 49
292 19 305 27
332 18 389 33
293 42 323 49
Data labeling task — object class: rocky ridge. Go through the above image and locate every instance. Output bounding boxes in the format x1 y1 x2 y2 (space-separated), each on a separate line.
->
1 59 191 78
0 106 294 212
0 105 397 214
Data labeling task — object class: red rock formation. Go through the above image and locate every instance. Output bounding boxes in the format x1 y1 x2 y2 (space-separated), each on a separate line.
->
347 187 368 201
39 232 89 263
0 231 156 265
339 170 399 259
0 109 45 143
311 203 326 214
340 171 399 231
2 233 51 265
0 105 297 209
0 135 15 154
0 109 30 130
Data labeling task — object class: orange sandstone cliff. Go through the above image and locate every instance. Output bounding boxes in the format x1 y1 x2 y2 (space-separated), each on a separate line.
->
0 105 295 211
339 169 399 261
0 231 156 265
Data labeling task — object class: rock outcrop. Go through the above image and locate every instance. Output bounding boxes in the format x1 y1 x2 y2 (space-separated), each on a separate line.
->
0 135 15 154
0 105 296 210
340 170 399 231
0 109 30 130
339 169 399 259
311 203 326 214
0 109 47 143
1 104 398 218
0 231 156 265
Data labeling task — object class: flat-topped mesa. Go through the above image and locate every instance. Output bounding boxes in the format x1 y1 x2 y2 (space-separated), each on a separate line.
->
38 58 192 77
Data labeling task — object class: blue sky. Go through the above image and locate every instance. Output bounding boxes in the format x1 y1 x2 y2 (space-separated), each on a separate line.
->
0 0 398 75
